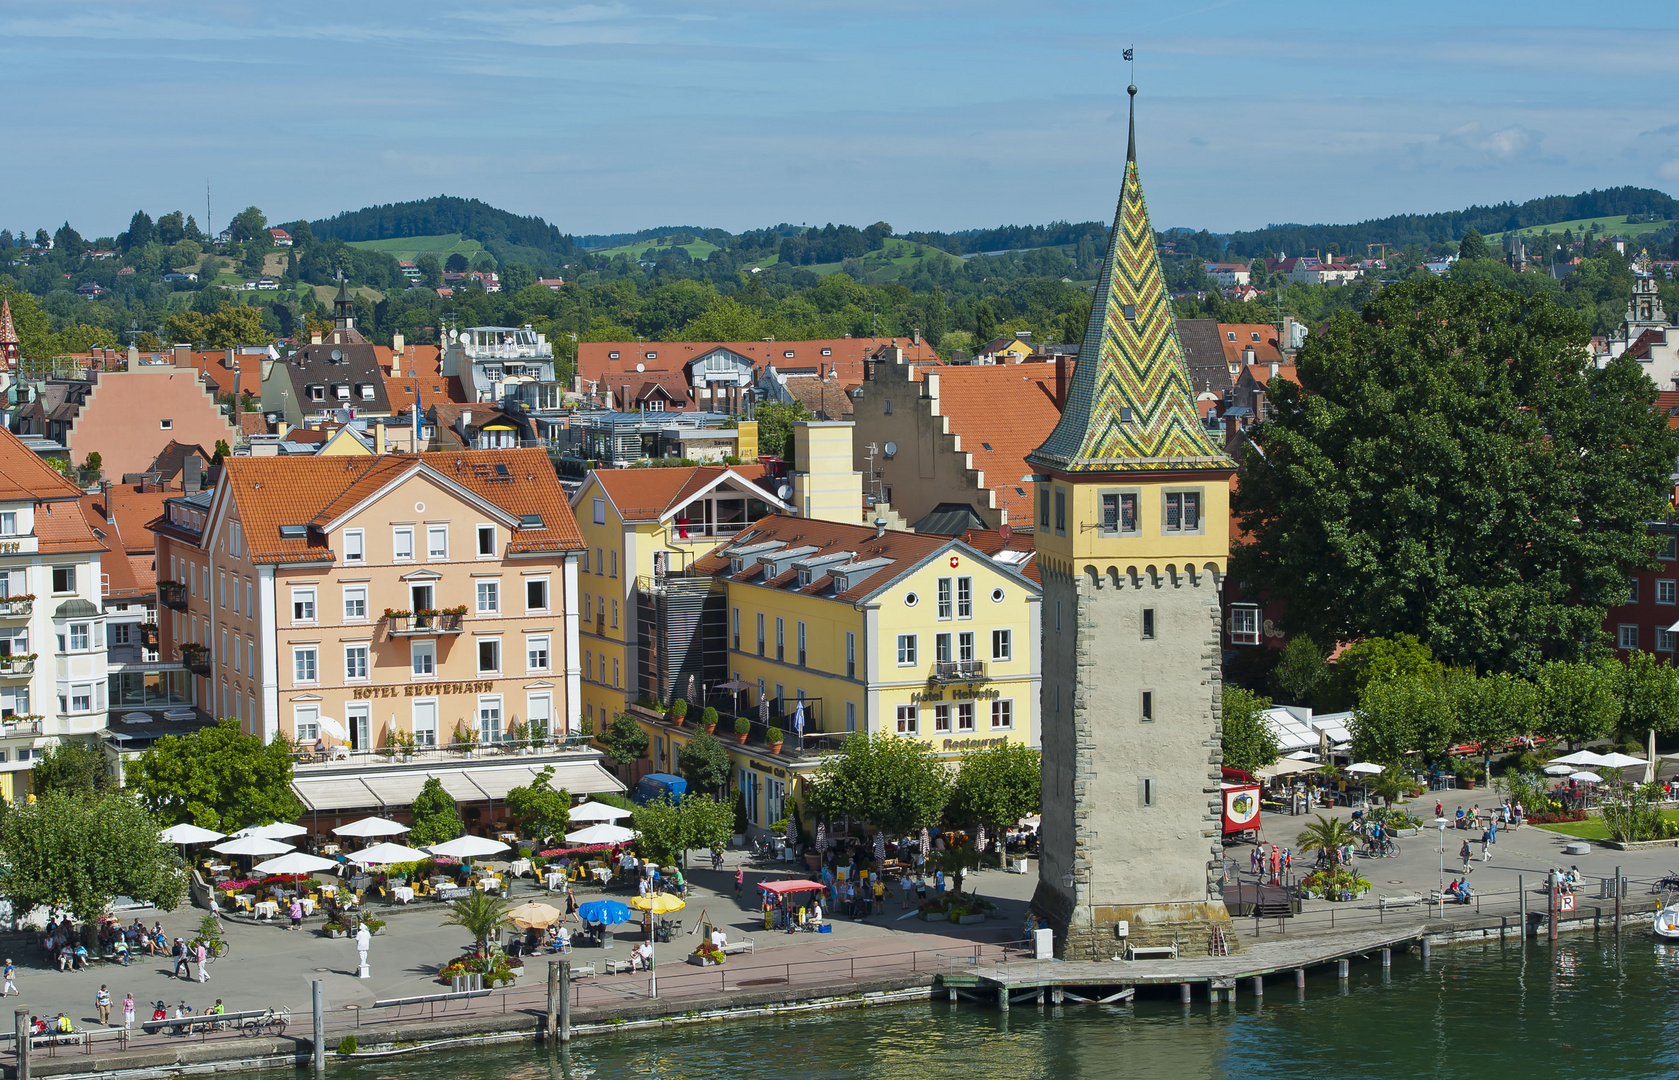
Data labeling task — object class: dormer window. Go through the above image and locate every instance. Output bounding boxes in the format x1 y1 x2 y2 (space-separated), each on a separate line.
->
1226 332 1236 341
1250 332 1261 342
335 385 350 400
731 557 744 575
608 351 620 360
797 567 812 586
646 352 657 359
359 384 376 400
307 385 325 402
784 350 795 359
821 348 832 356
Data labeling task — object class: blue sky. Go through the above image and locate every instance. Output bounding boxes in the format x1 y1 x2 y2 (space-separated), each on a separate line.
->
5 1 1678 243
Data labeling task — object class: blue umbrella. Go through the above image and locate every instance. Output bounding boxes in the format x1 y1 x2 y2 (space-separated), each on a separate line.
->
578 900 632 925
793 700 806 738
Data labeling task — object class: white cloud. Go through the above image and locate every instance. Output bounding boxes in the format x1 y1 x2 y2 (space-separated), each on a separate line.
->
1443 123 1540 159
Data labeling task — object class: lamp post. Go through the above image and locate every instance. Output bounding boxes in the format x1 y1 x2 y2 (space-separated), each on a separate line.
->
1434 817 1448 903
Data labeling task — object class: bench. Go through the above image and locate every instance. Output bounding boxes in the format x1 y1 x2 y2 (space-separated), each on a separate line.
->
720 939 754 955
1379 894 1426 911
139 1009 268 1036
1124 944 1178 961
568 963 595 979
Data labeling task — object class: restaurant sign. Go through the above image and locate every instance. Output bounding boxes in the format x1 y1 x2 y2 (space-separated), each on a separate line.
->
350 680 498 699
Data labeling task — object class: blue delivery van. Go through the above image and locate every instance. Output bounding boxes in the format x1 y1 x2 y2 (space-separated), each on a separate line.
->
633 773 688 806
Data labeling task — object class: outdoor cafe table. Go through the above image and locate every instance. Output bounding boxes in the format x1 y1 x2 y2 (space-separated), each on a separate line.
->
590 866 612 884
254 901 280 920
509 859 533 878
475 876 503 893
391 886 415 904
544 871 566 891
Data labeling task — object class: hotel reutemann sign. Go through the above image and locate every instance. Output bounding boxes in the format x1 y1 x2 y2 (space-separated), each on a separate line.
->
350 680 499 699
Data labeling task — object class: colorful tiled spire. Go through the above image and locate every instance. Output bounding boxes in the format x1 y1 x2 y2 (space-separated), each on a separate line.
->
1029 86 1227 474
0 297 18 367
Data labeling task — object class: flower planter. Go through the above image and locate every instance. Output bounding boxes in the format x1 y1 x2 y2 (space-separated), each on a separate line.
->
671 717 685 727
767 741 783 754
731 834 745 848
325 930 346 939
736 733 748 745
956 913 985 926
703 725 717 735
371 927 387 936
920 912 948 923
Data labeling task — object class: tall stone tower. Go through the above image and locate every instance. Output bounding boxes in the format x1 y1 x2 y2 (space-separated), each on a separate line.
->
1026 85 1236 959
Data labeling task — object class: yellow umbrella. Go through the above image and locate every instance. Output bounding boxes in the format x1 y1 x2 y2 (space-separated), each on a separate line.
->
630 893 686 914
506 901 562 928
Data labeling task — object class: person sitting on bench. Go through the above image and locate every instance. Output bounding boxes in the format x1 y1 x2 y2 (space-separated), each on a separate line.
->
631 940 653 971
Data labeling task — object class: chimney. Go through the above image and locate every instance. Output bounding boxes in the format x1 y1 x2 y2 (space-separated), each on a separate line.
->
1253 389 1267 419
912 328 921 346
875 518 887 538
620 384 630 412
1224 412 1240 447
277 421 289 439
311 329 323 345
1054 353 1072 411
173 344 191 368
1269 361 1280 378
374 422 386 455
391 331 405 356
184 454 202 493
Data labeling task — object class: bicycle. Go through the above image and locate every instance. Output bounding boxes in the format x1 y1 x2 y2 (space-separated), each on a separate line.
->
1653 871 1679 894
240 1007 288 1038
187 937 230 963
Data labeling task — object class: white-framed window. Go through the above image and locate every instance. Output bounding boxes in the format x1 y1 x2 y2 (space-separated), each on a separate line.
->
411 698 438 747
897 634 917 665
846 632 856 678
991 699 1013 730
732 607 741 651
1662 535 1678 561
1659 580 1676 605
776 617 785 661
797 621 807 666
478 696 502 743
220 629 227 666
992 629 1011 661
526 577 549 612
246 581 252 614
427 525 448 560
757 613 766 656
612 656 620 687
934 704 951 733
0 511 14 536
527 634 550 673
393 527 414 561
68 622 90 651
1619 624 1640 650
584 593 592 622
343 529 364 564
411 639 435 678
937 578 953 620
958 632 975 663
219 571 226 608
592 498 606 525
231 576 240 614
343 585 367 621
477 581 500 614
1630 579 1641 603
293 646 317 684
478 637 501 674
293 704 320 744
957 577 972 618
845 700 856 732
1660 628 1677 653
478 524 495 557
52 565 76 593
610 598 618 628
109 622 130 647
1141 690 1154 721
291 586 316 623
345 644 369 681
958 702 975 731
1230 606 1260 646
526 692 553 739
936 632 952 664
232 635 240 673
585 650 593 681
1163 490 1203 533
895 705 917 735
1100 490 1140 536
610 551 618 578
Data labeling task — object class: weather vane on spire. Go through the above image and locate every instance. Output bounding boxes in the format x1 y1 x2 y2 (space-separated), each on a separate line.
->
1124 46 1134 85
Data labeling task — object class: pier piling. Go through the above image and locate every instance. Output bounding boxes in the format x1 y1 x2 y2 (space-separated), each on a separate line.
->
1419 939 1431 960
15 1007 29 1080
1180 983 1191 1004
1251 976 1263 998
997 986 1009 1012
1337 959 1349 981
1294 968 1305 989
1381 948 1391 968
311 980 325 1077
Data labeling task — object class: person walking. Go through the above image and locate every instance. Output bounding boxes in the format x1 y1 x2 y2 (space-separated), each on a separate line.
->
288 897 303 931
734 865 744 901
96 985 111 1026
122 993 135 1029
1459 839 1474 874
172 938 190 979
195 940 209 983
1481 829 1492 862
900 873 911 910
3 958 15 997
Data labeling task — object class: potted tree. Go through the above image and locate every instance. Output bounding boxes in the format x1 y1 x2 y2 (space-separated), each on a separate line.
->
766 726 784 754
701 706 719 735
669 699 688 727
734 716 750 745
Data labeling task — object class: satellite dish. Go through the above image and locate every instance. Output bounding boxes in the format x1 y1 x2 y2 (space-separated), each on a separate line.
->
449 330 459 342
636 363 645 372
777 484 794 501
330 349 342 362
883 441 897 458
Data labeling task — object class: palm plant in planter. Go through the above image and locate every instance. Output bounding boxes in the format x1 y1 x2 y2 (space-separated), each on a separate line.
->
440 892 510 952
734 716 750 744
701 706 718 734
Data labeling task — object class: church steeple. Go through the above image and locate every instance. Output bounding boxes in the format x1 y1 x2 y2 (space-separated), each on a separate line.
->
1029 85 1227 474
0 298 17 368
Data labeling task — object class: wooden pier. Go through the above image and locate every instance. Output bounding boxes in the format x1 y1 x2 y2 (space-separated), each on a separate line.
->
940 923 1428 1009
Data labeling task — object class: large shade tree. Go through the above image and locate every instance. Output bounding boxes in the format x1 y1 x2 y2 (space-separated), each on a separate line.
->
1234 277 1679 674
0 790 186 921
806 733 952 836
126 718 302 831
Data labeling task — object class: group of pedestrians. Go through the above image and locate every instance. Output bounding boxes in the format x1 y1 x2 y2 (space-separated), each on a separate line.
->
1250 842 1292 882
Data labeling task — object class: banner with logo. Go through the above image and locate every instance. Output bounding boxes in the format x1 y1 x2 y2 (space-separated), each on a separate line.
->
1222 784 1261 833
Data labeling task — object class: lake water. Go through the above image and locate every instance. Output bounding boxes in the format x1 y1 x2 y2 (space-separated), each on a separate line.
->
320 933 1679 1079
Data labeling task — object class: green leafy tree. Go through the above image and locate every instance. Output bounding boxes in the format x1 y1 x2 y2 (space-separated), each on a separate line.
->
29 739 115 796
1233 278 1679 674
1447 669 1536 755
1220 686 1281 774
445 252 469 274
601 713 648 769
0 790 186 922
944 743 1040 857
1458 228 1489 260
1536 660 1620 749
407 777 464 846
440 892 510 952
1271 635 1327 706
125 718 303 831
504 766 571 841
1613 650 1679 739
0 287 60 365
416 253 444 288
755 400 814 461
631 792 734 864
1321 635 1440 711
1351 672 1455 764
229 206 267 243
679 731 731 796
806 733 952 836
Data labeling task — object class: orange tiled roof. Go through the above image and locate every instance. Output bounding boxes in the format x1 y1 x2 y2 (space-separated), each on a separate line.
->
375 344 442 378
33 498 103 553
219 450 583 565
578 337 942 388
929 365 1064 523
0 427 84 501
383 373 469 408
589 465 770 523
1657 390 1679 429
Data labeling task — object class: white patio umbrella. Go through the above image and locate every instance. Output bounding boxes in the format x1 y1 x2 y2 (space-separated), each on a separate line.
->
333 816 411 838
1569 771 1605 784
316 715 347 741
564 823 636 845
252 852 338 875
1345 762 1385 775
1544 764 1575 776
1649 730 1659 785
567 801 633 823
212 836 295 857
347 842 429 865
234 822 308 840
161 823 224 845
1593 752 1649 770
1548 750 1611 767
425 835 510 859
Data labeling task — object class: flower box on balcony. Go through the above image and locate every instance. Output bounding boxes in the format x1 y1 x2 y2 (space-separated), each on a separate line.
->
0 596 34 618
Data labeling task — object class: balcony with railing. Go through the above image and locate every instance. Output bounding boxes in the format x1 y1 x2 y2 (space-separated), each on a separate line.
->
0 716 43 738
178 645 211 676
0 654 36 678
385 610 466 638
158 582 188 611
0 597 33 619
930 660 987 684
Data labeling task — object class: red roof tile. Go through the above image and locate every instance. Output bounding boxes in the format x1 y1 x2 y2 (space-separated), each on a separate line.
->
0 427 84 501
928 365 1063 523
